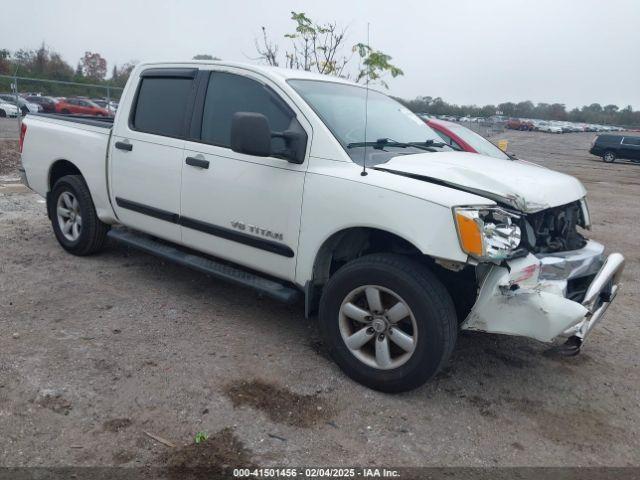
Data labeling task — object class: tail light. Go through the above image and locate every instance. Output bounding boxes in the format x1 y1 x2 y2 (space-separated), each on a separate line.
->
19 122 27 152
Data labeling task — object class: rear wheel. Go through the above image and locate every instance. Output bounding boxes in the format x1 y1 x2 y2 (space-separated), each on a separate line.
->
603 151 616 163
319 254 457 392
61 108 70 114
0 109 6 118
50 175 109 255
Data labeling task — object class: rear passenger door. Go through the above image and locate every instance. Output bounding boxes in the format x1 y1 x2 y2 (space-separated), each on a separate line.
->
180 68 310 281
620 137 640 161
110 68 197 244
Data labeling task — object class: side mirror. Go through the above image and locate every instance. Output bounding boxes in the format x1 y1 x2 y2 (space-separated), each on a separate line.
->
507 152 518 160
230 111 307 164
230 112 272 157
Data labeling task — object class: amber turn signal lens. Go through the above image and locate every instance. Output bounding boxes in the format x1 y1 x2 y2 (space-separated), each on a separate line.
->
455 212 483 256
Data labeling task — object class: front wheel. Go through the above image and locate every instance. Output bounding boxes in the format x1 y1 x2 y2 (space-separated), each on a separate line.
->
50 175 109 255
319 254 457 392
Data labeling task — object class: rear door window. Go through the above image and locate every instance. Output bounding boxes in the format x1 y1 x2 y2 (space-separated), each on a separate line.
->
132 77 194 138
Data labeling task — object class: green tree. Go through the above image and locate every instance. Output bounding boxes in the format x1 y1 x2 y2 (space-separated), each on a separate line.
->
255 11 403 88
0 49 10 74
80 51 107 81
110 61 137 87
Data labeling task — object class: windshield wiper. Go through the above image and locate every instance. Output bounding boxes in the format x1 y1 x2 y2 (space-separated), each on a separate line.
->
347 138 460 152
408 140 462 151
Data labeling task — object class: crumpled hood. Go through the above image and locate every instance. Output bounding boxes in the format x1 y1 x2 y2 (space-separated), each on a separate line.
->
376 151 586 213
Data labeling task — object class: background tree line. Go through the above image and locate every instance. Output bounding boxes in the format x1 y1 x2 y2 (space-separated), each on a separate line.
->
0 43 136 98
397 96 640 127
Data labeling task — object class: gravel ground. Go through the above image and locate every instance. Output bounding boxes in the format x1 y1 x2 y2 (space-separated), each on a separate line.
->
0 131 638 469
0 140 19 176
0 117 20 139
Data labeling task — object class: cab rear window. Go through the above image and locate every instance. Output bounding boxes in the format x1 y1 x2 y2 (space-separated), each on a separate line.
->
132 77 193 137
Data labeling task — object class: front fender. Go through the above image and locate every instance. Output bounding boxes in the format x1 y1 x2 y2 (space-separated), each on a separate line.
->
295 167 475 285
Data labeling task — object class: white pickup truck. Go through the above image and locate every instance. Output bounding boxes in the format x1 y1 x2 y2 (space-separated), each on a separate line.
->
19 61 625 392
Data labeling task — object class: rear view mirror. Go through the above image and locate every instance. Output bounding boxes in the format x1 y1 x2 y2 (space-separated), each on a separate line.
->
230 111 307 164
230 112 272 157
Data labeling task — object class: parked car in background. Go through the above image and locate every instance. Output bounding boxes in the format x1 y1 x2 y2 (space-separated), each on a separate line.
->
426 118 512 160
0 100 20 118
507 118 533 130
537 121 563 134
91 98 118 115
55 98 111 116
0 94 42 115
590 134 640 163
24 95 59 113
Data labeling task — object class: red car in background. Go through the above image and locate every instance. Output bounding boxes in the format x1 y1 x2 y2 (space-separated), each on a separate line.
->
55 98 111 116
506 118 534 130
426 118 512 160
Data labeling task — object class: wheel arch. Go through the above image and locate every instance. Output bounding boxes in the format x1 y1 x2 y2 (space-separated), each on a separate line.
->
304 227 423 317
46 159 84 219
303 226 477 321
49 159 84 191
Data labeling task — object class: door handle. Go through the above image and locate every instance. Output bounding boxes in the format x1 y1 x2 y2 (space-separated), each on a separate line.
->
185 156 210 169
115 141 133 151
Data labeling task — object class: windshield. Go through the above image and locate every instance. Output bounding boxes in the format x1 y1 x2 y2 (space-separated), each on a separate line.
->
448 125 509 160
288 79 446 165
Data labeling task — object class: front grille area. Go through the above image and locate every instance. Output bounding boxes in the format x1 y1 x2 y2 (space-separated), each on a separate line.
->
521 201 587 254
566 274 595 302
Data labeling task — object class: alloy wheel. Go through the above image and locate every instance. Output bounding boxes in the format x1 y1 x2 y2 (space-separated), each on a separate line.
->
56 191 82 242
338 285 418 370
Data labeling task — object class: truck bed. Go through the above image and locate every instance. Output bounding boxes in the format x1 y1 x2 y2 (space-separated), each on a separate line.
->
29 112 114 129
21 112 116 223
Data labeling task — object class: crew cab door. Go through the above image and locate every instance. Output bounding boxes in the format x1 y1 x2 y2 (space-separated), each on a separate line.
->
620 136 640 161
180 69 310 281
110 68 197 244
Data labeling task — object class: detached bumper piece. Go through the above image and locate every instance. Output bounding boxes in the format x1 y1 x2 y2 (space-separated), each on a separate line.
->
461 240 625 352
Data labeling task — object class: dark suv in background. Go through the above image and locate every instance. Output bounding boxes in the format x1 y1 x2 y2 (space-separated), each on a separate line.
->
590 134 640 163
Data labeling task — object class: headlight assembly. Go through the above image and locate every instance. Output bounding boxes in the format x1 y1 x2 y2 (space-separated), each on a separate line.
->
454 206 522 262
579 197 591 229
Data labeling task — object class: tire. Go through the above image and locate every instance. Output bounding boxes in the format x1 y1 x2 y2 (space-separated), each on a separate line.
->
319 253 457 393
50 175 109 255
0 109 6 118
603 151 616 163
61 109 70 114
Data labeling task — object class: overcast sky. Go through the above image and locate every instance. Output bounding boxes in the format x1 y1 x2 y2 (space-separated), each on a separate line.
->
4 0 640 108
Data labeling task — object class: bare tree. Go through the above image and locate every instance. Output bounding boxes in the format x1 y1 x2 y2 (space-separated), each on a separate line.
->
255 12 402 88
255 26 279 67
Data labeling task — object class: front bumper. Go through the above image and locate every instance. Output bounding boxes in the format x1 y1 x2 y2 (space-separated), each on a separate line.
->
461 240 625 343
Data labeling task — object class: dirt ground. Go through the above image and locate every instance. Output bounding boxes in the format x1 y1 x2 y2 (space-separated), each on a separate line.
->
0 129 639 470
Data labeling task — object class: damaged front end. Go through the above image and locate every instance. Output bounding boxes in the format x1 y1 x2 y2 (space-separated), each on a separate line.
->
459 200 625 352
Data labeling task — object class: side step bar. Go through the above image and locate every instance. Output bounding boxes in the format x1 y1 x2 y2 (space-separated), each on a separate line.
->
107 228 301 304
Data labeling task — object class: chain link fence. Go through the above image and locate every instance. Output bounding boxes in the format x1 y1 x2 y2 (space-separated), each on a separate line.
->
458 119 506 138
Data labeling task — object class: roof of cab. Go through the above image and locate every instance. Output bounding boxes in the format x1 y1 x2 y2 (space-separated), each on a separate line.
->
136 60 358 85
